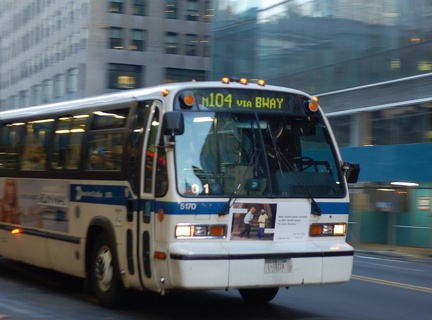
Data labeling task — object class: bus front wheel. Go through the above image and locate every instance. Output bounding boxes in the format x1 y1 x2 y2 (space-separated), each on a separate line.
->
90 232 124 308
238 287 279 303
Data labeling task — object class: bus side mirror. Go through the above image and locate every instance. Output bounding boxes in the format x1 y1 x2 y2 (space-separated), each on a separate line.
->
343 162 360 183
162 111 184 142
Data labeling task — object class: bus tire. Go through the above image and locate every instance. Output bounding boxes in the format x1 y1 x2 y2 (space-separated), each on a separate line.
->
90 232 124 308
238 287 279 303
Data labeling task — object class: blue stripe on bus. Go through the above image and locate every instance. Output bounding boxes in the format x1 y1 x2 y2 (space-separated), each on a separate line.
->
316 202 349 214
68 183 349 215
157 201 349 215
157 201 226 215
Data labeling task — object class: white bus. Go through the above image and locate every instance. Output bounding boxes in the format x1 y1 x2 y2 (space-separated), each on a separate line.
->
0 78 359 307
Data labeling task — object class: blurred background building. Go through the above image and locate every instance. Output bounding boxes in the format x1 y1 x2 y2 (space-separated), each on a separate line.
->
0 0 431 248
212 0 432 249
0 0 211 109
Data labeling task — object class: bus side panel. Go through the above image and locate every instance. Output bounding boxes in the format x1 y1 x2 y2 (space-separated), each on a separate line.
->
46 241 86 278
0 229 22 261
13 233 50 269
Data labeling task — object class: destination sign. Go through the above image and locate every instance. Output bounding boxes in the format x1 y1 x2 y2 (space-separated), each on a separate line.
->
176 88 305 114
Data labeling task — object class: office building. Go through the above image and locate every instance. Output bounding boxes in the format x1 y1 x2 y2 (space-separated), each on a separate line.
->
0 0 212 110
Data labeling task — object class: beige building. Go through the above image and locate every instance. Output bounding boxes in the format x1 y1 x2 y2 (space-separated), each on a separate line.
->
0 0 212 111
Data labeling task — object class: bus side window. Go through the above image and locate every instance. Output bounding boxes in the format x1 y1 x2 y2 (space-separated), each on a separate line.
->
156 146 167 196
129 100 152 193
21 121 53 171
0 124 21 170
143 108 160 194
86 133 124 171
52 115 87 170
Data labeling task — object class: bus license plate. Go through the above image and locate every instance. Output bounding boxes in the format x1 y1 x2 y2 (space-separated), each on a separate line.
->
264 259 289 273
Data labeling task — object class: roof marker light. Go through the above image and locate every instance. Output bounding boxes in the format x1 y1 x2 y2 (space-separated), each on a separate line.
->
162 88 170 96
221 77 230 84
239 77 248 85
257 79 266 86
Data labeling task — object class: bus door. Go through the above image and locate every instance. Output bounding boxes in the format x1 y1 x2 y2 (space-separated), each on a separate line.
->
132 101 163 288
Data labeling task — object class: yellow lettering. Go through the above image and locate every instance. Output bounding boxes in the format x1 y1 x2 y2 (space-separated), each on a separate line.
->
277 98 284 109
236 100 252 107
202 96 209 107
201 93 284 110
256 97 262 108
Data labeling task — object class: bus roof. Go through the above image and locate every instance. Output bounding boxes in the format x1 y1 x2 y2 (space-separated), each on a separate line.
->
0 80 312 123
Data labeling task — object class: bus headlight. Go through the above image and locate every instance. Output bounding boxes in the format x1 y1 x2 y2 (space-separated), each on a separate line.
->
175 224 227 239
310 223 346 236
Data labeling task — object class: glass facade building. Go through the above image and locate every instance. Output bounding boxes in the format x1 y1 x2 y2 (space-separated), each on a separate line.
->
212 0 432 248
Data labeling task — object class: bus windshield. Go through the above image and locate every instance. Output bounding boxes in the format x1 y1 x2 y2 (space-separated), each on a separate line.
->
175 111 345 198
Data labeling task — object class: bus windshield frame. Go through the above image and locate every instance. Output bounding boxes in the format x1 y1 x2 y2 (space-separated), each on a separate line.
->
174 110 345 199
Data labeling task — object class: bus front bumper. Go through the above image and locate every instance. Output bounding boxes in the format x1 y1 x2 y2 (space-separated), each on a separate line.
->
165 241 354 289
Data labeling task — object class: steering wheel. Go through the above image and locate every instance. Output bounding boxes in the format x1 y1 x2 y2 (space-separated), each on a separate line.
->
293 156 314 171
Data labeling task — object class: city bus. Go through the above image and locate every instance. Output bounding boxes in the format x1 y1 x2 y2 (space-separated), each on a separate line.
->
0 77 359 307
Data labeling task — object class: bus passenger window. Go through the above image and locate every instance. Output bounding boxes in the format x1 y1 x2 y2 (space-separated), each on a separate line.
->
86 133 124 171
21 120 53 171
0 124 21 170
21 145 46 170
52 115 87 170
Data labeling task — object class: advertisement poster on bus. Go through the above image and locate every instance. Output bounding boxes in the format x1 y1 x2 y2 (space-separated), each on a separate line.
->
0 178 69 233
231 201 309 241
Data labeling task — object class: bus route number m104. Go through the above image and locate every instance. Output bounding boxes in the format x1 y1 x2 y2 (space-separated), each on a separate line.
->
201 93 284 110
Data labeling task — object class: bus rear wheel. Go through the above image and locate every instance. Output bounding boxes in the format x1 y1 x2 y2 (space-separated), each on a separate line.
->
238 287 279 303
90 233 124 308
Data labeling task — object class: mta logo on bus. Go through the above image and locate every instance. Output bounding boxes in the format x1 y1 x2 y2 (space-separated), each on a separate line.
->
71 184 130 205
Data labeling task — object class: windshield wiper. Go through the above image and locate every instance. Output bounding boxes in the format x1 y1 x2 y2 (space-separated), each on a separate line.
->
267 125 321 216
218 183 241 216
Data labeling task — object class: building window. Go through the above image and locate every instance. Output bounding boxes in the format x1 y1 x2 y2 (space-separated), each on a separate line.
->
165 0 178 19
110 0 124 13
165 32 178 54
31 85 42 106
8 96 17 109
165 68 206 83
54 74 65 99
18 90 29 108
185 34 198 56
371 106 431 145
202 36 210 57
108 63 142 90
204 0 214 22
130 29 145 51
42 79 53 103
186 0 199 21
67 68 78 93
110 27 124 49
132 0 146 15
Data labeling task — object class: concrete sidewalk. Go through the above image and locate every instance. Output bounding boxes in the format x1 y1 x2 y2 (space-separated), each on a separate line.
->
350 242 432 260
